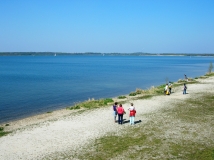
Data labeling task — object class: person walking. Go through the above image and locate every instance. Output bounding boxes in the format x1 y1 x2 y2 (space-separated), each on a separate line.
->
113 102 118 123
117 104 125 125
183 83 187 94
128 103 136 125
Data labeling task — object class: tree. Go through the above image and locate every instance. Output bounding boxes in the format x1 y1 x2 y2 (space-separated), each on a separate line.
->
208 62 213 73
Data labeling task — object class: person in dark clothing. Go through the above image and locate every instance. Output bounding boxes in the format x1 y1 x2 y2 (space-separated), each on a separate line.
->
112 102 118 123
183 83 187 94
184 74 188 81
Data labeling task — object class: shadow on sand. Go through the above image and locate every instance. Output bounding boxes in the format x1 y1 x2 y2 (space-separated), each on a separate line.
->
122 119 142 124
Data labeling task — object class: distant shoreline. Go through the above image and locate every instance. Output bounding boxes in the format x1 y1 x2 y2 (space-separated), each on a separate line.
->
0 52 214 57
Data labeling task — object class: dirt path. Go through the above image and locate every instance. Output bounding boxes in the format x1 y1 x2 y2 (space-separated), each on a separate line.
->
0 76 213 160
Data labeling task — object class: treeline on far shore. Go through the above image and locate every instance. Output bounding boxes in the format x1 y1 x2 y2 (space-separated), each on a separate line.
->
0 52 214 57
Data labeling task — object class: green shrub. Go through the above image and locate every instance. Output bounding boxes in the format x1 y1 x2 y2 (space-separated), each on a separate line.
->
138 95 153 99
47 111 52 113
178 79 186 83
5 124 9 126
129 92 137 96
69 98 114 110
0 127 11 137
103 98 114 105
118 96 126 99
205 72 214 77
74 105 80 109
135 89 143 94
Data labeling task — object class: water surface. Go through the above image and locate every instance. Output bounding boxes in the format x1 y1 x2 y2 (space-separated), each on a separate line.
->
0 55 213 123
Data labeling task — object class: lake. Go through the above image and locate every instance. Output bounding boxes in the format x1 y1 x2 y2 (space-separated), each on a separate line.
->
0 55 213 123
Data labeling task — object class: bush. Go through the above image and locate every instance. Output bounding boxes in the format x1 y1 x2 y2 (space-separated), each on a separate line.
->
205 72 214 77
47 111 52 113
118 96 126 99
178 79 186 83
135 89 143 94
138 95 153 99
129 92 137 96
71 105 80 109
0 127 11 137
103 98 114 105
69 98 114 110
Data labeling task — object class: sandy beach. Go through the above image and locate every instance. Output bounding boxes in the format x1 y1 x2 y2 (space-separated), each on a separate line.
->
0 76 214 159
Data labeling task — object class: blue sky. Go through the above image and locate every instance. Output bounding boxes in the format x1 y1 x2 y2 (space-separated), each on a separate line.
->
0 0 214 53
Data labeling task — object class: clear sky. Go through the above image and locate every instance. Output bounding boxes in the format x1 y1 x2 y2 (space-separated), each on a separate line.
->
0 0 214 53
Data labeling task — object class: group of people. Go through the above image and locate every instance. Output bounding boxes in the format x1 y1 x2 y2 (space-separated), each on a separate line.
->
164 82 188 95
164 74 188 95
164 83 172 95
113 102 136 125
113 74 188 124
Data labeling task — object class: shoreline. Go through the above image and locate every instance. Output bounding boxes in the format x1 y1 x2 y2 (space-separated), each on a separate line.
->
0 73 211 130
0 73 213 159
1 56 212 125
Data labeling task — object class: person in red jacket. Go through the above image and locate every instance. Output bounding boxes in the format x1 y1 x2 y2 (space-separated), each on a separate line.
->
128 103 136 125
117 104 125 125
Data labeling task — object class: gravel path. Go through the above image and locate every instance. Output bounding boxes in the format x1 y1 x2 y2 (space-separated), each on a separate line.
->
0 76 213 160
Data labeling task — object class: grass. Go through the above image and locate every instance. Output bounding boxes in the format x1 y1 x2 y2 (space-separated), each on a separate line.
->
118 95 126 99
68 98 114 110
168 95 214 123
66 74 204 111
135 94 154 99
128 79 198 98
2 72 213 158
205 72 214 76
69 105 81 110
0 127 11 137
67 93 214 160
46 111 53 113
129 92 137 96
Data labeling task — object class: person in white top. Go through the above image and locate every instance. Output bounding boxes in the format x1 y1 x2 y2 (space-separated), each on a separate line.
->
164 84 170 95
128 103 135 111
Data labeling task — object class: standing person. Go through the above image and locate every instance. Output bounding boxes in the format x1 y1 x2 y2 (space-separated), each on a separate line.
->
128 103 136 125
183 83 187 94
184 74 188 81
164 84 170 95
169 82 172 94
113 102 118 123
117 104 125 125
128 103 135 111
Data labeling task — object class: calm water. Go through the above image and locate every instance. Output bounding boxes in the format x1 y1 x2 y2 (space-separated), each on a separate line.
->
0 55 213 123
